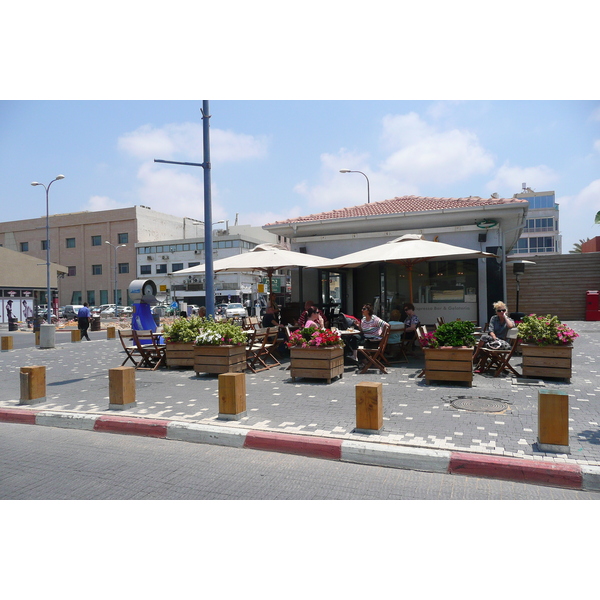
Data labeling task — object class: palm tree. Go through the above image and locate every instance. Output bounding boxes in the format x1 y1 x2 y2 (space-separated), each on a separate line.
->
570 238 591 253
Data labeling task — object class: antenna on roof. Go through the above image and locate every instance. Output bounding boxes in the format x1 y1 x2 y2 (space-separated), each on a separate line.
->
522 182 527 192
491 192 499 199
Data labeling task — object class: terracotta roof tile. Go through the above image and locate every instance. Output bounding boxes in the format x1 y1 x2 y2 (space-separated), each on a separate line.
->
266 195 528 226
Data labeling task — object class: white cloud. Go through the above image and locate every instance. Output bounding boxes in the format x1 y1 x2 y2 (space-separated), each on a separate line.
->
593 139 600 153
556 178 600 252
486 162 559 196
118 122 268 162
85 195 129 212
379 113 495 185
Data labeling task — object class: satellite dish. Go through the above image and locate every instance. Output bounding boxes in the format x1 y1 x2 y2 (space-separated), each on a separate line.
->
491 192 499 199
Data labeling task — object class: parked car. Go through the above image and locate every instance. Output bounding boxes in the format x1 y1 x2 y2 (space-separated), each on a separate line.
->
63 305 85 321
224 303 247 318
121 306 133 315
92 304 113 317
215 303 228 316
100 305 126 317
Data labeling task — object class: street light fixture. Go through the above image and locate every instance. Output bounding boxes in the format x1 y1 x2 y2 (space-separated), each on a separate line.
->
340 169 370 204
31 174 65 345
105 241 127 306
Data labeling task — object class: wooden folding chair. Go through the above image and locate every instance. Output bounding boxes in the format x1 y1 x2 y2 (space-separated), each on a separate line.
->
132 329 166 371
385 322 408 364
118 329 141 367
477 337 520 377
262 327 281 368
357 324 390 374
246 328 271 373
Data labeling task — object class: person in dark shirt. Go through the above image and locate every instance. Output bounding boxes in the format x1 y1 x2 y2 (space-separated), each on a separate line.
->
77 302 91 340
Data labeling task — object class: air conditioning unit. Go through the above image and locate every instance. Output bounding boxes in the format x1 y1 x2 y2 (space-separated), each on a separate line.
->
194 250 203 254
162 255 170 260
147 256 154 260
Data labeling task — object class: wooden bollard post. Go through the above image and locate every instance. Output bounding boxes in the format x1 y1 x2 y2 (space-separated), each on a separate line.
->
19 366 46 405
355 381 383 434
109 366 136 410
1 336 14 352
71 329 81 342
218 372 247 420
35 331 40 345
107 326 116 340
537 389 570 453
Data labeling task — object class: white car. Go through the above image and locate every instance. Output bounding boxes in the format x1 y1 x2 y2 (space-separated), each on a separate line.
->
224 303 247 318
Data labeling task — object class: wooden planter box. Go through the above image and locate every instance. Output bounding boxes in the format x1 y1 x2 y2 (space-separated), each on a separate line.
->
165 342 195 368
423 347 474 386
290 346 344 384
194 344 247 375
521 343 573 382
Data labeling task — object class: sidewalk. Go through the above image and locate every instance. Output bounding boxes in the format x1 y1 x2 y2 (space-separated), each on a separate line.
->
2 321 600 492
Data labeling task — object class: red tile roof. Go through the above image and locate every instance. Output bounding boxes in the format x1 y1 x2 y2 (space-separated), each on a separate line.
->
266 195 528 226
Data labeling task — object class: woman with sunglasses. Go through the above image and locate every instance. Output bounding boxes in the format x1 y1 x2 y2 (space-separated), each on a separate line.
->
473 301 515 372
360 303 388 348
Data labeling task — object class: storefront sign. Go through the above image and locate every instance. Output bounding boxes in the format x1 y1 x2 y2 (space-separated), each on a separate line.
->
414 302 477 325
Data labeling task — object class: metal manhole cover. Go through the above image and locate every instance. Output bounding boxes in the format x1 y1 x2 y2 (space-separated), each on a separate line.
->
450 397 508 413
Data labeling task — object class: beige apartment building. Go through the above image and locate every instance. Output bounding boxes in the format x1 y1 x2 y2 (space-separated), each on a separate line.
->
0 206 185 308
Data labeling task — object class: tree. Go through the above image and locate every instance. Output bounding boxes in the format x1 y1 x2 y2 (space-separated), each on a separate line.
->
595 211 600 225
570 238 591 253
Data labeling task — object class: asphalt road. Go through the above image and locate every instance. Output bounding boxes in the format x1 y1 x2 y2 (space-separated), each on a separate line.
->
2 422 597 500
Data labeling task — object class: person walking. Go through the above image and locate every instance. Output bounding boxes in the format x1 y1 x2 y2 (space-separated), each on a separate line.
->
77 302 91 341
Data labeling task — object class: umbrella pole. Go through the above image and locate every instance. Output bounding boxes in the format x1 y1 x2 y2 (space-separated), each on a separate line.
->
407 265 413 304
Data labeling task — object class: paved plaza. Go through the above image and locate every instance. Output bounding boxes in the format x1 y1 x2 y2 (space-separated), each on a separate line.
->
1 321 599 470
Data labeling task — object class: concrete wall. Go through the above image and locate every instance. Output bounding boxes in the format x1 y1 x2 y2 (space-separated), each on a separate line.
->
506 253 600 321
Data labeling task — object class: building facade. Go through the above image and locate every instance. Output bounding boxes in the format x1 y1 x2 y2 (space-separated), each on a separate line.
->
137 224 281 307
0 206 186 308
264 195 529 326
508 187 561 256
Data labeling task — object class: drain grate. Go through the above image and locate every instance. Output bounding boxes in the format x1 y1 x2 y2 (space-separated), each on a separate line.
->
449 396 509 413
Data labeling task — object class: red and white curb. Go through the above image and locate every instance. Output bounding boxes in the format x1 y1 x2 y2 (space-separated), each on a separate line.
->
2 407 600 492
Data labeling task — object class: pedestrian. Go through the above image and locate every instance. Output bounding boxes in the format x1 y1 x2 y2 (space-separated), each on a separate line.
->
77 302 91 340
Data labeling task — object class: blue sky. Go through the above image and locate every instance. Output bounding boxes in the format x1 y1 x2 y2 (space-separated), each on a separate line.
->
2 100 599 253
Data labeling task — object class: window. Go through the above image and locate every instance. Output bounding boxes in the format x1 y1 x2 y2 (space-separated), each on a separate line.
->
91 235 102 246
100 290 108 304
66 238 76 248
172 263 184 272
92 264 102 275
118 262 129 274
71 292 83 304
87 291 96 306
156 264 167 274
68 266 77 277
41 240 48 250
140 265 151 275
20 242 29 252
188 262 200 268
118 233 129 244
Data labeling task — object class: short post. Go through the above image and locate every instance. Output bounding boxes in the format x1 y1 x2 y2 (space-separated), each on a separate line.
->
107 326 116 340
108 366 136 410
71 329 81 343
1 336 13 352
537 389 570 453
355 381 383 434
35 331 40 345
19 366 46 405
39 323 55 349
218 372 247 420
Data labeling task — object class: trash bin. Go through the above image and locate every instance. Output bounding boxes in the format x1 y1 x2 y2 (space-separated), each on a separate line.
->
153 314 161 327
91 316 101 331
8 319 18 331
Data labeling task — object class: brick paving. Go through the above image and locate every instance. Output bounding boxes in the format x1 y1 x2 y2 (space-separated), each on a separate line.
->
1 321 599 467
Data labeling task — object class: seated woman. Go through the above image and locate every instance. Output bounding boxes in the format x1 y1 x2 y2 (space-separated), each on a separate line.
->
360 303 388 348
304 306 324 329
474 300 515 372
387 309 404 345
402 303 420 341
298 300 327 328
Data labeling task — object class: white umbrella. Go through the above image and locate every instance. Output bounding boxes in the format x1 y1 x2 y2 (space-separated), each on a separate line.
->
322 234 497 302
176 244 336 302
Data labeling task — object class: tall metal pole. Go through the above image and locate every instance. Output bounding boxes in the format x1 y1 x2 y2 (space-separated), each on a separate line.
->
201 101 215 318
154 100 216 318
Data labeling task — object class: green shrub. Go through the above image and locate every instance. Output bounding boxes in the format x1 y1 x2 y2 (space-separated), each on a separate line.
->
433 320 476 348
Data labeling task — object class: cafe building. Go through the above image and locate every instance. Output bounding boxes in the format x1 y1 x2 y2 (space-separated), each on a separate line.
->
263 195 529 326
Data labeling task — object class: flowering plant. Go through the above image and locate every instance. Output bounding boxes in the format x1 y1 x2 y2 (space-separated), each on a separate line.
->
418 331 439 348
163 315 206 343
517 314 578 346
194 319 248 346
286 326 344 348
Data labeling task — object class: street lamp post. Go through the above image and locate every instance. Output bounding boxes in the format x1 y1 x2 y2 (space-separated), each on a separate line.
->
154 100 216 317
105 241 126 306
339 169 370 204
31 174 64 348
